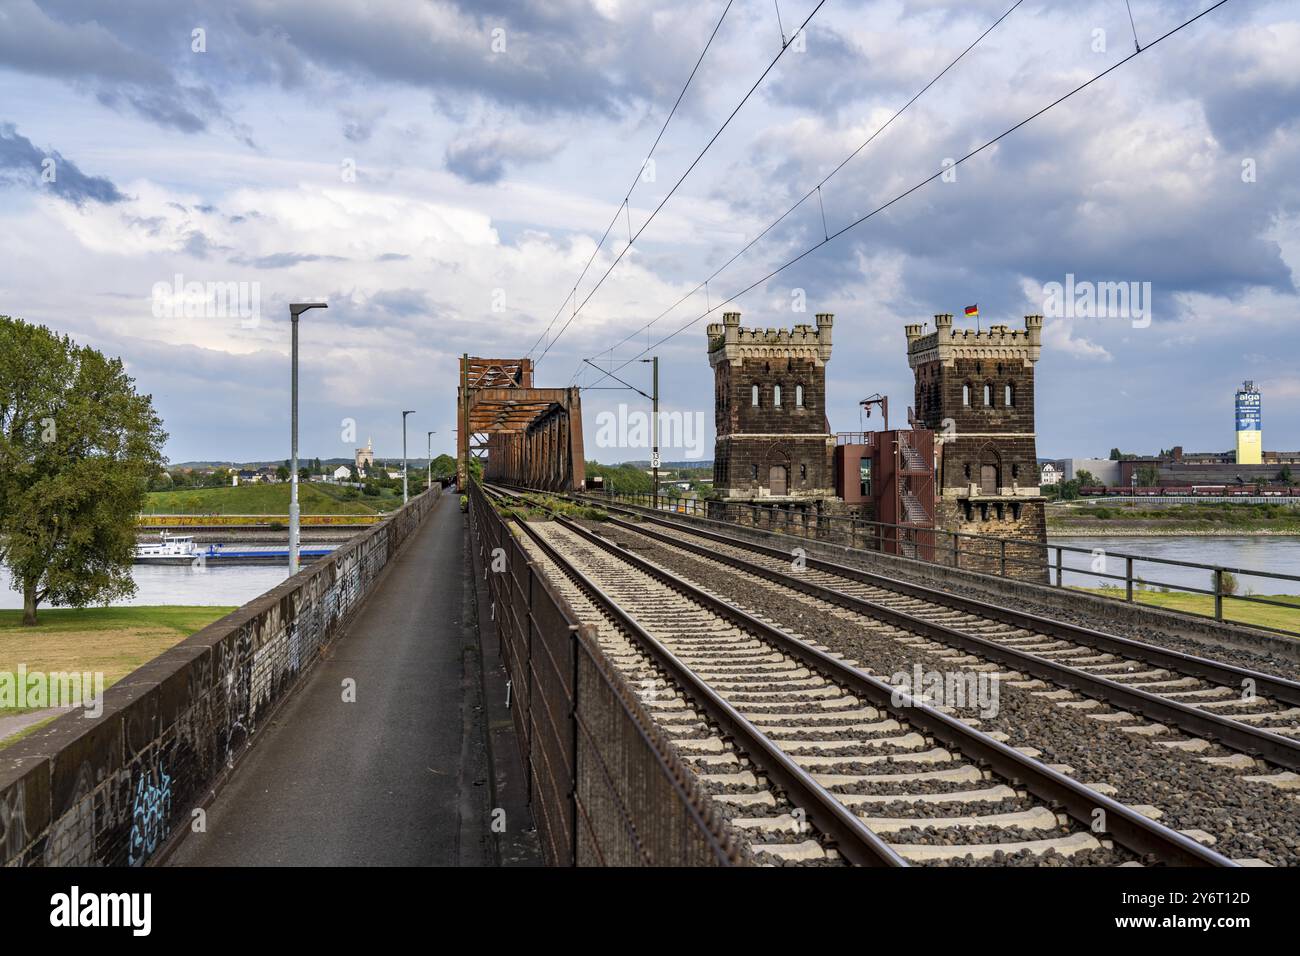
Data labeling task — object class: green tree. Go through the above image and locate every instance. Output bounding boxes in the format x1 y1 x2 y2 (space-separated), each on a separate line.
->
276 465 290 482
0 316 166 625
1076 469 1099 487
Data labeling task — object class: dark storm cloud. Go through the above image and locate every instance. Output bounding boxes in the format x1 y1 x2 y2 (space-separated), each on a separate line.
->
0 122 124 204
7 0 725 135
0 0 225 133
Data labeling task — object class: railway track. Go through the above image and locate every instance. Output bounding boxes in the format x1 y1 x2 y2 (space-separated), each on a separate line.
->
485 486 1235 866
566 492 1300 782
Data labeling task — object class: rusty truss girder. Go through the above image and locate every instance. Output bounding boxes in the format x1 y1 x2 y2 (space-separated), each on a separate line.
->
458 355 586 491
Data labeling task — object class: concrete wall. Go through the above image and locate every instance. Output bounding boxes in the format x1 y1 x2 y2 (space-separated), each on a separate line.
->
0 488 440 867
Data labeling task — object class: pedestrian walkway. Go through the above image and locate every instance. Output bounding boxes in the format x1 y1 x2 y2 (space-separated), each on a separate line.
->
168 493 493 866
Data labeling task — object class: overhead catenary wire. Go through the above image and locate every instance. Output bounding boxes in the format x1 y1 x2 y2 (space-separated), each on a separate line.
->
525 0 737 363
579 0 1233 392
536 0 832 368
572 0 1026 387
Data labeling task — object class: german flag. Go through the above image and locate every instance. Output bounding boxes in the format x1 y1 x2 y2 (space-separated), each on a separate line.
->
964 304 979 318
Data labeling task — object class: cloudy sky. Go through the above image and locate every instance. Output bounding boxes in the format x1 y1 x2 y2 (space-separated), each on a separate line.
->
0 0 1295 466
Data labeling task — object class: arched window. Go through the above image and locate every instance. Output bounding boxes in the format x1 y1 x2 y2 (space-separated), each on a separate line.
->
1005 383 1014 407
795 384 804 407
962 384 971 406
751 384 759 406
799 463 807 480
774 385 782 406
983 383 992 406
750 463 759 479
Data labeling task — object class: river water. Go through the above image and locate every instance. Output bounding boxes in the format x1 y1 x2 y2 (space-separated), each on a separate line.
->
3 536 1298 611
0 563 292 610
1049 535 1300 594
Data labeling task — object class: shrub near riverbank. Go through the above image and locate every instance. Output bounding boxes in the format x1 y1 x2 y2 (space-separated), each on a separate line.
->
142 482 399 516
1048 501 1300 535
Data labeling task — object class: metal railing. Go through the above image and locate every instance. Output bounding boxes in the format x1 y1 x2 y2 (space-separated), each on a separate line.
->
468 482 744 866
590 491 1300 638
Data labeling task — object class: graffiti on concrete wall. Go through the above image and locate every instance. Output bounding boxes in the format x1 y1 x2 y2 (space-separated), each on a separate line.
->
0 781 27 861
128 760 172 866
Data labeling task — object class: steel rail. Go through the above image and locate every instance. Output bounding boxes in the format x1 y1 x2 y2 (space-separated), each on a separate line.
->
582 504 1300 773
509 510 908 867
488 486 1235 866
590 499 1300 704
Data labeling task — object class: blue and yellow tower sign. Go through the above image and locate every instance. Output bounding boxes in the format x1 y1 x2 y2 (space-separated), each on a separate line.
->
1235 381 1262 465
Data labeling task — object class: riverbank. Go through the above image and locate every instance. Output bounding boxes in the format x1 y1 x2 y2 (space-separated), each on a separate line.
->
143 481 402 516
1047 501 1300 536
1072 586 1300 634
0 606 234 747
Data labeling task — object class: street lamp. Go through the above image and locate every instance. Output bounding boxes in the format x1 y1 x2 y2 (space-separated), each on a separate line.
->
427 430 436 494
402 410 416 504
288 302 328 574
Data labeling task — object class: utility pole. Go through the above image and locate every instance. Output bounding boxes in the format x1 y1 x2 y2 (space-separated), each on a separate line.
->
427 431 436 493
582 355 659 507
402 410 416 504
288 302 327 574
652 355 659 511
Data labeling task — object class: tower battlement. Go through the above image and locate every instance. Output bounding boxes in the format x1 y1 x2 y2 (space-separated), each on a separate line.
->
708 312 833 367
906 314 1042 368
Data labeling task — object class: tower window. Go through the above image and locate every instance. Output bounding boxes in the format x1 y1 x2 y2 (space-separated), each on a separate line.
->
795 384 804 407
751 464 758 479
983 383 992 406
751 384 759 406
774 385 782 406
1005 383 1014 406
962 384 971 406
800 463 807 479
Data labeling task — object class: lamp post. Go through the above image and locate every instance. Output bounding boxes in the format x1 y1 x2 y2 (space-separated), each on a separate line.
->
288 302 327 574
402 410 416 504
427 430 436 493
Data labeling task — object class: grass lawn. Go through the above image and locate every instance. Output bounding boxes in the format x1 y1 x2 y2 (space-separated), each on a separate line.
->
142 482 402 516
0 606 234 717
1073 586 1300 634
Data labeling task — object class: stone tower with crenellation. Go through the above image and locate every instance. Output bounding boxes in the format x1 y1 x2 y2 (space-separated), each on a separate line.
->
905 313 1046 575
707 311 835 499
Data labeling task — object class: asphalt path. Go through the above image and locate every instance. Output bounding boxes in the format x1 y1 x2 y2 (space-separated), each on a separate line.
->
169 493 492 866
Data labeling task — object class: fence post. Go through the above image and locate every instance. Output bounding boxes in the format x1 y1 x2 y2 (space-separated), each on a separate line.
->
1126 556 1134 602
1214 568 1223 621
999 539 1007 578
1055 547 1063 587
953 533 960 570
